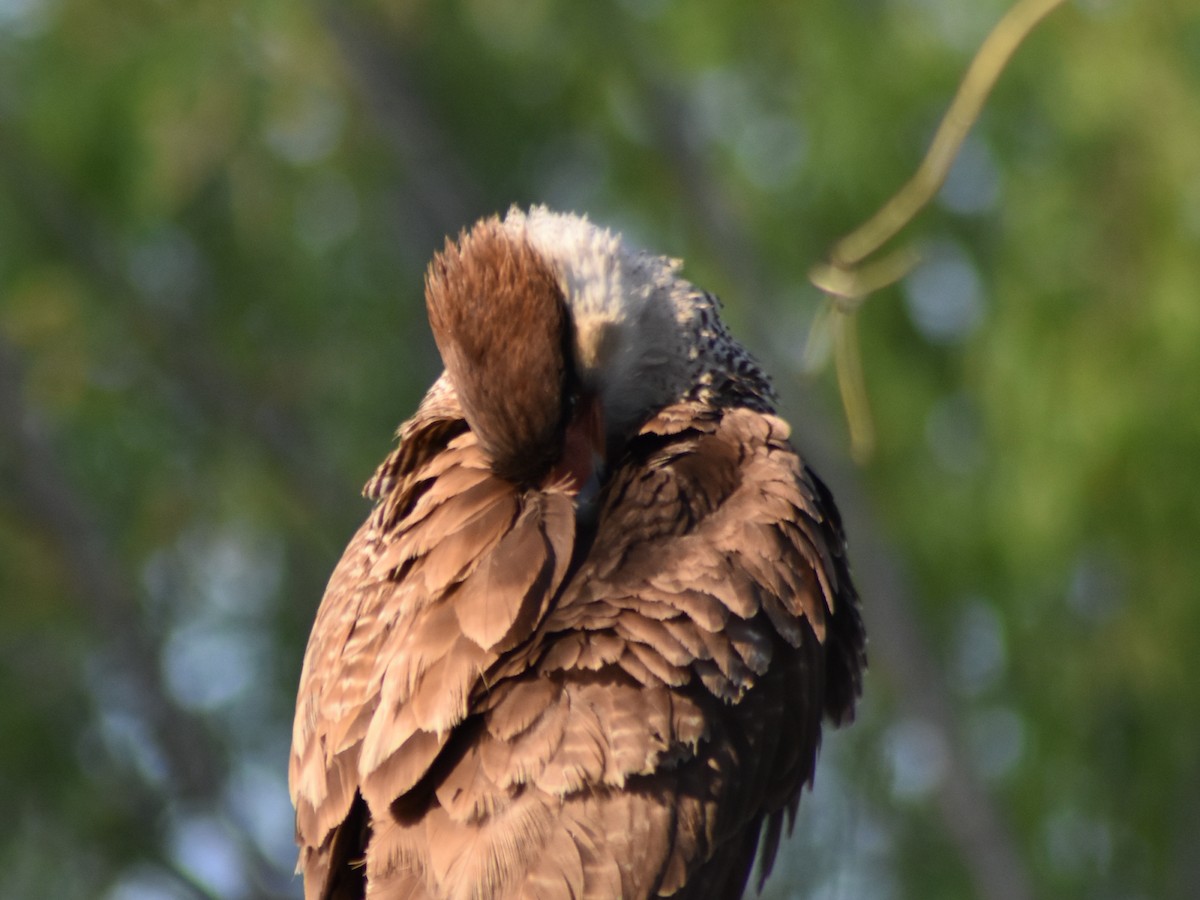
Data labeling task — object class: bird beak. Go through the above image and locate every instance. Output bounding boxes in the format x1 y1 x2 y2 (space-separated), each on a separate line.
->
551 392 606 505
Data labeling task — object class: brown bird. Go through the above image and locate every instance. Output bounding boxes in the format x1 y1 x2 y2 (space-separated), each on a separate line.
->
289 207 866 900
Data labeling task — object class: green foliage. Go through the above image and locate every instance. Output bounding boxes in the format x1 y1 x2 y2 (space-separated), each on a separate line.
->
1 1 1196 897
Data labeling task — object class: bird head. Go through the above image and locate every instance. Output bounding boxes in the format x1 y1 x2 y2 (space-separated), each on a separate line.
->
425 206 771 492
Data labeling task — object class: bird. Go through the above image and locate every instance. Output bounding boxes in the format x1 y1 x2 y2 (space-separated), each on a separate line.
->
289 206 866 900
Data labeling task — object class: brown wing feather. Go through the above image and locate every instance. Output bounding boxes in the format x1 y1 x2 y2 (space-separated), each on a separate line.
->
290 398 864 900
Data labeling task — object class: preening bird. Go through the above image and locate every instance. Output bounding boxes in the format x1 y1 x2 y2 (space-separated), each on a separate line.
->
289 207 866 900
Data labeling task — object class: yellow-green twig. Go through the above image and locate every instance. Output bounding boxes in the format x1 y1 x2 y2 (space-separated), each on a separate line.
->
809 0 1069 461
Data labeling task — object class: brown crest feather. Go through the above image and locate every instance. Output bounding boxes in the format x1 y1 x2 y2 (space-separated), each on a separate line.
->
425 218 571 485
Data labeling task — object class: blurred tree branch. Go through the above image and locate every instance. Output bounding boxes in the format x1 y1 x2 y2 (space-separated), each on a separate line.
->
809 0 1069 461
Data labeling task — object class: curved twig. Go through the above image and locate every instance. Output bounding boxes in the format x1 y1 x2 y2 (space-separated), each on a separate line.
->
809 0 1070 460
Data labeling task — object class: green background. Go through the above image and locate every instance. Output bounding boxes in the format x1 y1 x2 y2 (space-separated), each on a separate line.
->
1 1 1197 897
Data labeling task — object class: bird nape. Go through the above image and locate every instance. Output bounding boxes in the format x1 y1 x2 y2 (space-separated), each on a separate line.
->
289 206 867 900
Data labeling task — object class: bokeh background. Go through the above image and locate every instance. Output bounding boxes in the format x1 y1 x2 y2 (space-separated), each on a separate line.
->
2 1 1198 898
